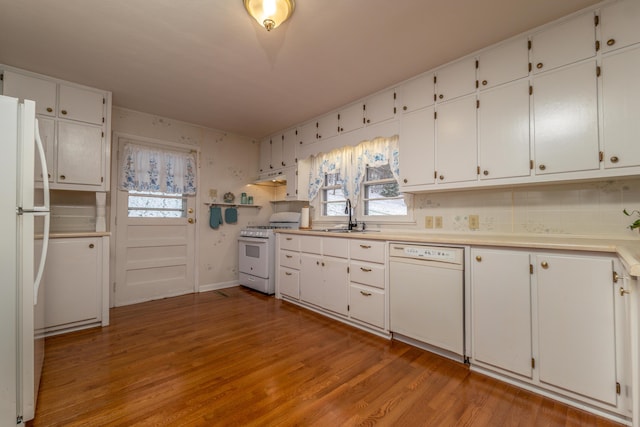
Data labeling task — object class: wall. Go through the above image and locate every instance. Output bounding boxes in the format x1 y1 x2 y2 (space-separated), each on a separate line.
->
110 107 275 291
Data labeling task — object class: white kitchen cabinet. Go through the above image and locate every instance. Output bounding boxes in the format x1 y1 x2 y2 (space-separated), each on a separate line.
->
44 236 109 335
2 70 57 117
258 137 271 174
531 11 596 74
282 128 298 168
298 121 317 146
58 84 105 126
338 102 363 134
478 37 529 90
470 248 532 378
270 134 284 169
435 57 476 102
35 118 54 183
398 72 435 113
435 95 477 184
57 121 104 186
349 283 385 329
299 252 349 315
601 45 640 169
478 79 530 180
279 267 299 299
532 60 599 175
535 253 618 406
399 106 435 189
600 0 640 53
300 252 324 307
282 162 310 202
316 112 338 141
364 89 395 125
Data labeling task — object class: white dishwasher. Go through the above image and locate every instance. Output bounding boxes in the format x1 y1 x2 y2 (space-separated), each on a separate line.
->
389 243 464 360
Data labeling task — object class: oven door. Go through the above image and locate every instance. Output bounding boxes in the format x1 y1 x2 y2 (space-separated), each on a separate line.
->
238 236 270 279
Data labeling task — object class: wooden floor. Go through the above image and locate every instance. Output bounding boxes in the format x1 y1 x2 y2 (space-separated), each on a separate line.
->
32 286 623 426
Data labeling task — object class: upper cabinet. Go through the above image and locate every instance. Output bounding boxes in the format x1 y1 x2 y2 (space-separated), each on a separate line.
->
398 73 435 113
435 57 476 102
435 95 477 184
338 102 363 134
258 137 271 174
316 112 338 141
282 128 298 168
363 89 396 125
298 121 317 147
1 67 111 191
399 106 435 189
600 0 640 53
530 11 596 74
477 37 529 90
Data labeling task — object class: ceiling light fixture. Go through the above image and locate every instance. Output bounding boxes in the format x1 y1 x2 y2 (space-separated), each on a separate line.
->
243 0 295 31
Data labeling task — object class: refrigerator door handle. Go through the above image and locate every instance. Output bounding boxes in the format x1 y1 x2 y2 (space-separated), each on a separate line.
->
32 211 49 305
33 119 50 212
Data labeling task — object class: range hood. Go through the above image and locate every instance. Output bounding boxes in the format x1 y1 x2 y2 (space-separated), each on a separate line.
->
254 171 286 186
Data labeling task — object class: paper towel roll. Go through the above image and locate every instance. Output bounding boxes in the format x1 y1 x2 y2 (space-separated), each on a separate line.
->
300 206 310 228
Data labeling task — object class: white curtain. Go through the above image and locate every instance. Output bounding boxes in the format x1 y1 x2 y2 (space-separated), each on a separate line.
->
119 143 197 195
308 136 406 208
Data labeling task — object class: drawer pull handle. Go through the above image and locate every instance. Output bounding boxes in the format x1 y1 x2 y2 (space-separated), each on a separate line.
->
475 256 482 262
285 255 293 258
360 245 371 249
285 272 292 276
89 243 95 249
620 287 630 296
360 291 372 296
541 261 549 269
360 267 372 272
285 237 292 241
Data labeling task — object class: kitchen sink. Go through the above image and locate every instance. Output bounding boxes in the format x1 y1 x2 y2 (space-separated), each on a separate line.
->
321 229 379 233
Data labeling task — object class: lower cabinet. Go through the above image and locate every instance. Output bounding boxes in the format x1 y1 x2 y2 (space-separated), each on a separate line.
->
44 236 109 335
300 253 349 316
470 248 630 417
348 283 385 329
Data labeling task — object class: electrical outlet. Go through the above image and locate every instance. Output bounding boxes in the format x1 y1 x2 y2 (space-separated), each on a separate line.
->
425 216 434 229
435 216 443 229
209 189 218 199
469 214 480 230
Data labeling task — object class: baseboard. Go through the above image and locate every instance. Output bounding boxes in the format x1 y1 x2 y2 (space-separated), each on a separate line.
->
199 280 239 293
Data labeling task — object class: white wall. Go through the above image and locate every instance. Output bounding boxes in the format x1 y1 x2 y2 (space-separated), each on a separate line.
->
110 107 276 291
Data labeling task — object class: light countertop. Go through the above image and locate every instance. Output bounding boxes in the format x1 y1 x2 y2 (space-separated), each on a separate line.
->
49 231 111 239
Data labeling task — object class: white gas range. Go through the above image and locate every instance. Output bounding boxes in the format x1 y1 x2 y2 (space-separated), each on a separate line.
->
238 212 300 294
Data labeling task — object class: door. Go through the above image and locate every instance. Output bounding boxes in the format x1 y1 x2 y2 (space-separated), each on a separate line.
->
114 136 197 306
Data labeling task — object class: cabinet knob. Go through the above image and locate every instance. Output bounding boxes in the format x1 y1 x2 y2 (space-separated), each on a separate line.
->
439 175 444 180
482 80 488 86
536 63 543 69
366 119 370 123
89 243 94 249
403 178 408 184
439 94 444 99
360 290 372 296
403 106 408 111
538 164 546 171
483 170 489 176
607 38 616 46
269 165 273 169
321 261 325 266
541 261 549 269
47 173 51 178
59 174 66 180
610 156 619 163
61 109 68 115
340 127 344 132
281 161 285 166
475 255 482 262
46 107 53 113
299 141 303 145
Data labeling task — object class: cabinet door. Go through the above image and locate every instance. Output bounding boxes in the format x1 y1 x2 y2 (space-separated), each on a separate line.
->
58 84 105 125
435 95 477 184
321 256 349 316
478 37 529 90
535 254 617 405
600 0 640 53
57 122 103 186
3 70 57 117
349 284 385 329
532 61 599 175
399 72 435 113
364 89 395 125
399 106 435 188
317 113 338 141
338 103 363 134
531 11 595 74
601 46 640 169
478 80 530 180
258 137 271 173
278 267 299 299
270 135 284 170
300 253 323 307
298 121 317 146
471 249 532 378
35 118 54 183
45 238 102 329
435 57 476 102
282 128 298 168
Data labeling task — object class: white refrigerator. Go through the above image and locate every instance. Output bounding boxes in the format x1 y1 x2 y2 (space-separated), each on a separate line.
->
0 95 50 425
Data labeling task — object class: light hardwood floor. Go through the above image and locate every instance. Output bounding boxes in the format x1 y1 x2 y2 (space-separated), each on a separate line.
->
31 287 623 426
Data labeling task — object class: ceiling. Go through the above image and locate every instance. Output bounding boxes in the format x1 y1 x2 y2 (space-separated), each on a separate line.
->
0 0 601 140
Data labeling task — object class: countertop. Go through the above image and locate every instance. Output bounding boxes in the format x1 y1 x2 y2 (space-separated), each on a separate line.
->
49 231 111 239
277 229 640 277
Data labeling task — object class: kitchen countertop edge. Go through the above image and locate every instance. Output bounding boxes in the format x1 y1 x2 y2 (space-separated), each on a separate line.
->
276 229 640 277
49 231 111 239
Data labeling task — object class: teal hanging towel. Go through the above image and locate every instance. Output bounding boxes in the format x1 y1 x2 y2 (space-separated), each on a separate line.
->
209 206 223 229
225 207 238 224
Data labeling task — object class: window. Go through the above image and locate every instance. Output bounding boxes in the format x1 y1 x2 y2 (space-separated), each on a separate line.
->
363 164 407 216
127 190 187 218
321 172 346 216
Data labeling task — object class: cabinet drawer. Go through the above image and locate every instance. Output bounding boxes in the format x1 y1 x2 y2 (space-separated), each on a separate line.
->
349 283 385 329
322 237 349 258
279 267 299 299
300 235 322 254
280 250 300 269
280 234 300 251
350 261 385 289
349 239 385 263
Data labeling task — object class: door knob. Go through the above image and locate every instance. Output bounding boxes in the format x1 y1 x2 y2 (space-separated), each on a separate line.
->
188 218 194 224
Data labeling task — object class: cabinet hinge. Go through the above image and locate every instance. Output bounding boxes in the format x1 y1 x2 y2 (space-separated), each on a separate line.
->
596 66 601 77
337 113 341 120
475 80 479 89
613 270 619 283
347 304 350 312
477 166 480 175
295 169 298 176
434 111 437 120
530 264 534 274
528 40 532 50
363 104 366 111
103 97 106 104
101 177 104 183
393 92 397 100
433 75 437 84
363 117 366 124
102 117 105 123
434 93 437 102
530 160 534 170
616 382 621 394
393 107 397 114
281 134 284 141
531 358 536 369
0 73 3 81
101 131 104 138
594 15 599 27
528 63 532 73
475 59 479 69
599 151 604 162
529 85 533 96
595 40 600 52
434 171 437 179
347 266 350 273
476 100 480 108
295 129 298 135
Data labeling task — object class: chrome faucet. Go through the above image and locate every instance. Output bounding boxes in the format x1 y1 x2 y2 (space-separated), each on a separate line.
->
345 198 357 230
